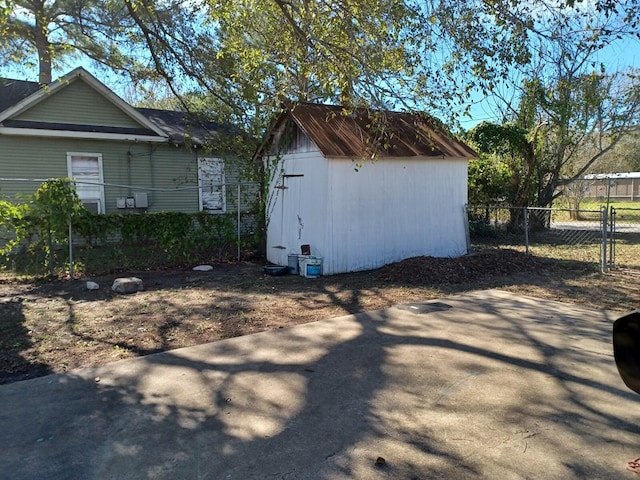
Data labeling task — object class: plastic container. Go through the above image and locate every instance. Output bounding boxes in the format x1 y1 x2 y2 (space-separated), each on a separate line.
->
298 255 312 276
263 265 289 276
288 254 299 274
302 256 322 278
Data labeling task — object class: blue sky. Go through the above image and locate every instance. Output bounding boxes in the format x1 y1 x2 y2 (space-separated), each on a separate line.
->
3 16 639 131
457 34 640 130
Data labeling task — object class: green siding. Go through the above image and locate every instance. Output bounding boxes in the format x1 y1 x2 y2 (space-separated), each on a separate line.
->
14 79 144 129
117 142 200 213
0 135 199 213
0 135 255 215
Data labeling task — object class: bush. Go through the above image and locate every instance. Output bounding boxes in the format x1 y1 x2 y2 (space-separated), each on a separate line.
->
1 181 257 277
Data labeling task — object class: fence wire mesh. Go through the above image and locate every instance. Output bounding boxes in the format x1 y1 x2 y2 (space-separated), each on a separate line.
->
608 207 640 270
467 204 640 271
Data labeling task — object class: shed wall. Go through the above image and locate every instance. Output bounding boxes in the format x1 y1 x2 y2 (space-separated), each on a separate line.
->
266 153 468 275
265 148 329 267
324 157 468 274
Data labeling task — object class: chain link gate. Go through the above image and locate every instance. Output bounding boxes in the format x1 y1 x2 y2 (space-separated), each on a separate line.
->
467 204 640 273
603 205 640 272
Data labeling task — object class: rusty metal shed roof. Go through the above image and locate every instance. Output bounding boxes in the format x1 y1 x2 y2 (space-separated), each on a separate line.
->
279 102 476 159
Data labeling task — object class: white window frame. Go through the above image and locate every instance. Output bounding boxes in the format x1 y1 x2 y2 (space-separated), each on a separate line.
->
66 152 105 214
198 157 226 213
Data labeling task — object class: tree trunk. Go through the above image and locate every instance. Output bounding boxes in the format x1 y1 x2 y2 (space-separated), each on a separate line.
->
34 3 52 84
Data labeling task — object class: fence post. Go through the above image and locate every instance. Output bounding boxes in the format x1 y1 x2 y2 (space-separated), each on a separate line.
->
68 220 74 279
523 207 529 255
601 206 608 273
237 183 241 262
463 204 471 254
609 206 616 269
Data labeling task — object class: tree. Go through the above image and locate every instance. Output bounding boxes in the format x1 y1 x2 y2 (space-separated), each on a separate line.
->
590 129 640 174
466 1 640 217
0 179 84 274
116 0 433 130
0 0 135 84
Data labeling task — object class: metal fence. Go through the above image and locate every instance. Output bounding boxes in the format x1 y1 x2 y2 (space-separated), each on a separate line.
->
467 205 640 272
1 180 261 277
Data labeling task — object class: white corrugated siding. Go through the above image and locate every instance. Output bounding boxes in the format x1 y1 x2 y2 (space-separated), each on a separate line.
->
266 146 328 267
324 157 468 274
267 151 468 275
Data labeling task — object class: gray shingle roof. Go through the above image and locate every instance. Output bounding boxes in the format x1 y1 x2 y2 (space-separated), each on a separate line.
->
0 76 219 146
0 78 40 112
135 107 220 146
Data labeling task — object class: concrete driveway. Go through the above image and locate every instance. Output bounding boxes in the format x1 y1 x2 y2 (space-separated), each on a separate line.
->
1 289 639 479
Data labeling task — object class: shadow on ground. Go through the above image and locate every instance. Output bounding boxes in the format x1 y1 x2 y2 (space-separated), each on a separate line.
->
1 291 638 479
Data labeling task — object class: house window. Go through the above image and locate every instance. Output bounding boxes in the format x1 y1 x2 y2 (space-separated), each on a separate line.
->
67 153 105 213
198 157 226 213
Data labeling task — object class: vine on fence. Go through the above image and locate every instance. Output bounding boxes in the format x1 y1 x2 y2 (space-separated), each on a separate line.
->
1 179 84 274
0 180 247 276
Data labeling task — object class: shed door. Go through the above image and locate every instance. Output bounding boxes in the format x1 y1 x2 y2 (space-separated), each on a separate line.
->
277 175 303 252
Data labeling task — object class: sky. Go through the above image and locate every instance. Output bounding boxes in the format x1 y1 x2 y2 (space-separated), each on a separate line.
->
3 5 640 131
457 35 640 130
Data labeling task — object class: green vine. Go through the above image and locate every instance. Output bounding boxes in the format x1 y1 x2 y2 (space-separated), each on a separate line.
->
1 180 251 276
1 179 83 274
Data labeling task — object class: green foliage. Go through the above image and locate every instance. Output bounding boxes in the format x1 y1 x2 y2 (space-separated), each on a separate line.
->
0 0 135 83
0 199 29 254
0 180 248 276
467 122 537 208
73 210 240 266
0 179 83 274
468 122 530 160
30 178 85 243
467 154 511 205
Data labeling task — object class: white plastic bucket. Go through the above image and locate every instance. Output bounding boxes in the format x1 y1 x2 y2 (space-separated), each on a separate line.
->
302 257 322 278
298 255 312 276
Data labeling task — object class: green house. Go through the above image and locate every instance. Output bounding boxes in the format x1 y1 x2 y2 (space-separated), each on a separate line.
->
0 67 253 216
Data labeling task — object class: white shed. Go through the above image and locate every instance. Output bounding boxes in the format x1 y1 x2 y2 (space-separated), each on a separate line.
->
257 102 476 275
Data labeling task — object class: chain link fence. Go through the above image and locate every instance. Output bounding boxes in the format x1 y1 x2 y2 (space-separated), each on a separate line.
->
467 205 640 272
1 180 261 277
608 206 640 270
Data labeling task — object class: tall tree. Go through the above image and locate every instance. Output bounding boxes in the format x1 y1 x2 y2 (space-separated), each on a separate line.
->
0 0 135 84
466 1 640 213
118 0 431 129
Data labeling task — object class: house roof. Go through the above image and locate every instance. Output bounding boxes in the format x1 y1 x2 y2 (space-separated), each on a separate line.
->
261 102 476 159
0 69 219 146
136 107 221 147
0 79 40 113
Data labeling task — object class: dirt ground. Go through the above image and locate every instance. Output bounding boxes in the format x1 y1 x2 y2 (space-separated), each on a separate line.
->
1 248 638 385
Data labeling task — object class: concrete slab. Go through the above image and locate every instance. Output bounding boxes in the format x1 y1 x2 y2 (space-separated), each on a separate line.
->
1 289 639 479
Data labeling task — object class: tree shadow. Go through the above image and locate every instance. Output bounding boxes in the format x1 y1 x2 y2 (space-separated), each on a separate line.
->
0 297 51 384
1 291 639 479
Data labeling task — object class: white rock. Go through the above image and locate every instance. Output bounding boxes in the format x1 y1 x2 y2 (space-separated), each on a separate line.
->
112 277 144 294
86 281 100 290
193 265 214 272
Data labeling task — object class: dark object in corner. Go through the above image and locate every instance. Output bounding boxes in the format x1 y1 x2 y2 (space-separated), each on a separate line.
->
263 265 289 276
613 310 640 394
